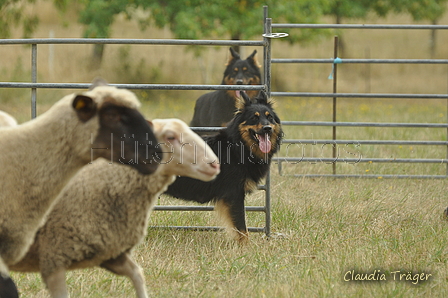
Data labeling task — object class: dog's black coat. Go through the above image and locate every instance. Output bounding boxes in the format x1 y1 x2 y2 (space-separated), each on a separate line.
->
165 91 282 241
190 48 262 128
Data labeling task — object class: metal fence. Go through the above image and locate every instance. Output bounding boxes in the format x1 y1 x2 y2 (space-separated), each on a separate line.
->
0 9 274 236
1 6 448 237
269 19 448 179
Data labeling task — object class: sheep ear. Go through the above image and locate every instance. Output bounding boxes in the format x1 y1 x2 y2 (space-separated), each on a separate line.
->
89 78 109 90
73 95 97 122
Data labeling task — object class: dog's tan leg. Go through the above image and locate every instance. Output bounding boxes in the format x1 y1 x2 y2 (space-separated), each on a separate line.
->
215 199 248 243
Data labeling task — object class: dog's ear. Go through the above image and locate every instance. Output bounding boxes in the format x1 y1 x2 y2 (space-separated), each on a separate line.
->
247 50 262 68
255 91 268 105
226 47 240 65
235 91 252 111
230 47 240 59
247 50 257 59
241 91 252 106
257 91 276 109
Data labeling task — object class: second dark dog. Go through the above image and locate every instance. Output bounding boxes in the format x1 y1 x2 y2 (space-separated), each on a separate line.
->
190 47 262 128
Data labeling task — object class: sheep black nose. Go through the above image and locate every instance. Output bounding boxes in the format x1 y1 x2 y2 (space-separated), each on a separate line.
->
263 125 272 132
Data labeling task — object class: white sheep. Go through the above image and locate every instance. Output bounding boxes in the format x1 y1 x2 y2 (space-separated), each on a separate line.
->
11 118 220 298
0 83 159 298
0 110 18 127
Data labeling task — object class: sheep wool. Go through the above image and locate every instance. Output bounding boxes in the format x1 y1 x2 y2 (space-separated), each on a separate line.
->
0 84 157 298
11 118 220 298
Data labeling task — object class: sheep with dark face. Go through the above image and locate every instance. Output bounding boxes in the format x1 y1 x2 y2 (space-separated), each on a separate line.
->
11 118 220 298
0 83 159 298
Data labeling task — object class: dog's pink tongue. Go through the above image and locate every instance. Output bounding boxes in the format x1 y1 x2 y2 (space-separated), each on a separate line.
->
236 90 240 97
258 134 271 153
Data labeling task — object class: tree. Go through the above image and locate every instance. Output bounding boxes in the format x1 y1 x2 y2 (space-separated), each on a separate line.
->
322 0 448 57
388 0 448 57
55 0 330 66
139 0 331 53
53 0 447 65
77 0 131 68
51 0 135 68
322 0 394 55
0 0 39 38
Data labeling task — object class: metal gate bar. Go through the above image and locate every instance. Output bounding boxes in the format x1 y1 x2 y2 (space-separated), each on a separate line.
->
281 121 448 128
0 82 265 91
270 15 448 179
272 92 448 99
272 24 448 29
272 58 448 64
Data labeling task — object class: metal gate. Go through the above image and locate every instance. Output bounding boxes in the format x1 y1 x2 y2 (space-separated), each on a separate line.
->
1 6 448 238
269 15 448 179
0 9 273 236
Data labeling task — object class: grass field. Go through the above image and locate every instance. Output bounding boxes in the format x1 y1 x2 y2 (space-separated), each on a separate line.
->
3 2 448 297
10 177 448 297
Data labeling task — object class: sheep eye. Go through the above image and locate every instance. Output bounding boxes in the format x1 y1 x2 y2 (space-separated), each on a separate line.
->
166 136 176 142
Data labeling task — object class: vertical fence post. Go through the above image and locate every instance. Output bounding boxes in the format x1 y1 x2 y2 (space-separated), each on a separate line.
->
263 6 272 238
31 44 37 119
332 36 339 175
263 13 271 97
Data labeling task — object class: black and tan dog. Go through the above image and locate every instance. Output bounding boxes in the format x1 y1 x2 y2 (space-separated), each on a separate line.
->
165 91 282 242
190 47 262 128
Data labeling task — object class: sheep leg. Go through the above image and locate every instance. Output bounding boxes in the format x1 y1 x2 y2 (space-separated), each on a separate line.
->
100 253 148 298
42 268 68 298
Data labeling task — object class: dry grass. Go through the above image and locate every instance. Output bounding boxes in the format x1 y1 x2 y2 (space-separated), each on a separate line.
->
3 2 448 297
10 176 448 297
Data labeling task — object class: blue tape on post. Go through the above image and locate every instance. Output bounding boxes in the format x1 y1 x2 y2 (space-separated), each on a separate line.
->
328 57 342 79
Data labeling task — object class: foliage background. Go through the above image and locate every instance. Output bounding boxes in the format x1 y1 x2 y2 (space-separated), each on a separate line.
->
1 1 448 297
